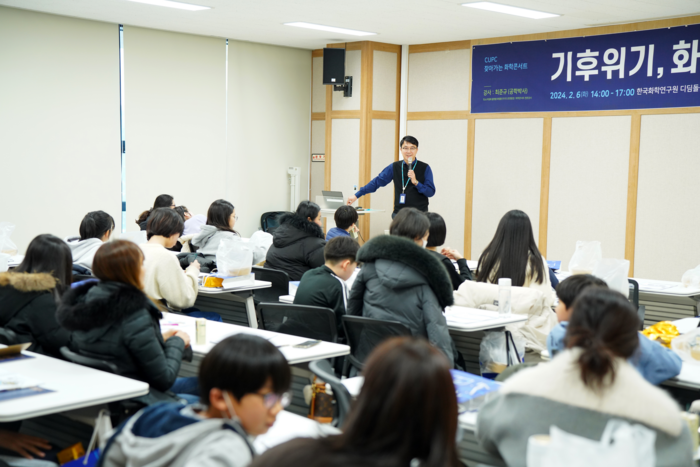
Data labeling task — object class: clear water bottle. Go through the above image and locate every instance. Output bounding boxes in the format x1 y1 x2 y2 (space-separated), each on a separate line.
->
498 278 511 315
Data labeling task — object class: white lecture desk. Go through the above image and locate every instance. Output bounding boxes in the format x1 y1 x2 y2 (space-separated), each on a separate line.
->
255 409 339 454
195 280 271 328
162 312 350 417
0 348 148 423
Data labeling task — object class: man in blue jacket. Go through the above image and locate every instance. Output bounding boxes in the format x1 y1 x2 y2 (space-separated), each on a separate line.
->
346 136 435 218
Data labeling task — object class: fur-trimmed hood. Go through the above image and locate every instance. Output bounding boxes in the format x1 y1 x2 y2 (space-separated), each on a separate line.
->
357 235 454 308
0 272 56 293
272 213 325 248
57 281 160 332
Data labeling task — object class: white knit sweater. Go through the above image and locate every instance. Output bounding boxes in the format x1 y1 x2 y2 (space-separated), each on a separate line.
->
140 243 198 310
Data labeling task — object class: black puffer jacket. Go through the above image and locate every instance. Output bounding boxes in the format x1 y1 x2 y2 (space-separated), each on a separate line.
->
348 235 458 366
264 214 326 281
57 281 184 392
0 272 71 358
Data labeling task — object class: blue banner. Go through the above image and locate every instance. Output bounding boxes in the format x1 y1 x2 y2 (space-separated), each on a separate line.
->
471 24 700 113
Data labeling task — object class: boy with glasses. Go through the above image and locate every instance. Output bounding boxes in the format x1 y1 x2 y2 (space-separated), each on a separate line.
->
100 334 291 467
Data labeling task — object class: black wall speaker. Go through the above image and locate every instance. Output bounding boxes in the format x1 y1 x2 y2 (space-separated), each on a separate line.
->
323 48 345 85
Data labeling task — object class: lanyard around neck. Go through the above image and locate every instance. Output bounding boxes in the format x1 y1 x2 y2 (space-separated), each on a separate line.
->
401 160 418 193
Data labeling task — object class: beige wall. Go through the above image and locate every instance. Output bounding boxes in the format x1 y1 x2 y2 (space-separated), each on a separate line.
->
408 49 470 112
635 113 700 281
472 118 543 260
227 41 311 236
330 119 361 201
369 119 396 237
0 7 121 253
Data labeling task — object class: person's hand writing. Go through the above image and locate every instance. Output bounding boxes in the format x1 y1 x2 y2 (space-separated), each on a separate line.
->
0 431 51 460
162 329 178 340
174 330 191 348
407 170 418 185
441 247 463 261
347 195 358 205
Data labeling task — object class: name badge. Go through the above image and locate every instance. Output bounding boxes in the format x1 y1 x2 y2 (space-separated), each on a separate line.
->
399 193 406 204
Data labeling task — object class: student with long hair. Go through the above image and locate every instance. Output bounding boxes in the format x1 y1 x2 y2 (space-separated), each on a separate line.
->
425 212 473 290
250 337 462 467
191 199 239 255
476 210 554 306
0 234 72 358
66 210 115 273
58 240 192 397
100 334 292 467
141 208 200 311
265 201 326 281
136 194 175 231
477 288 693 466
348 208 457 366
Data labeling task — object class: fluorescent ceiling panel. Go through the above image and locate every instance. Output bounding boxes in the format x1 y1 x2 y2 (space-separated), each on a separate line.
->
284 22 376 36
123 0 210 11
462 2 559 19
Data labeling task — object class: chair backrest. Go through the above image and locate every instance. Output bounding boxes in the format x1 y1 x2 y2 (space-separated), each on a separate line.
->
627 279 644 329
341 316 411 372
252 266 290 303
0 327 20 346
309 359 352 427
258 303 337 343
260 212 289 234
60 346 119 374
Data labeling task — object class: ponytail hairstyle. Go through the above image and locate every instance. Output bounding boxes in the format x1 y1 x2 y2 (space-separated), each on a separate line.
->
296 200 321 223
79 211 115 241
476 210 545 286
565 288 640 391
136 194 174 225
206 199 238 235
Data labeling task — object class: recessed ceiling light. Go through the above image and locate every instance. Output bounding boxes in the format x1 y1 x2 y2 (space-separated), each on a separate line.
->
284 22 377 37
122 0 210 11
462 2 559 19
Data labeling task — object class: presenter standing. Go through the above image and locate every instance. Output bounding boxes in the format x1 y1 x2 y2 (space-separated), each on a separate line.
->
346 136 435 218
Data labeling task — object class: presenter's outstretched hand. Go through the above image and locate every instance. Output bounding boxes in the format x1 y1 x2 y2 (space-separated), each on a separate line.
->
347 195 357 205
407 170 418 185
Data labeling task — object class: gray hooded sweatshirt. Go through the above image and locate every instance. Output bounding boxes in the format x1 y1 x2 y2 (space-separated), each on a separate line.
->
66 237 102 270
191 225 237 256
101 402 255 467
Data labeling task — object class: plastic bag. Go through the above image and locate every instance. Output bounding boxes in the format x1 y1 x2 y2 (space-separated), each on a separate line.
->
250 231 273 265
527 419 655 467
216 237 253 277
593 258 630 296
671 327 700 365
479 331 525 379
682 264 700 288
0 223 18 256
568 240 602 274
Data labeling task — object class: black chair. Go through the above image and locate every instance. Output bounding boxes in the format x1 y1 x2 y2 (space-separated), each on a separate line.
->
0 327 20 346
260 212 289 234
258 303 337 343
628 279 645 329
341 316 411 375
60 347 119 374
252 266 290 304
309 359 353 427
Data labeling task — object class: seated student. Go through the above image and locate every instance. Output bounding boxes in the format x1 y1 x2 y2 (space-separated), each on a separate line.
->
191 199 239 255
265 201 326 281
347 207 457 367
177 205 207 236
425 212 472 290
100 334 291 467
476 210 555 307
141 208 200 311
66 210 114 274
548 274 682 385
477 288 693 467
136 194 175 231
326 205 359 241
294 236 359 339
250 337 462 467
58 240 194 398
0 234 71 358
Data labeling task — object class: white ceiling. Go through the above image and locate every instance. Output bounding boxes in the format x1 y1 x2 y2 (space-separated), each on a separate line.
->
1 0 698 50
